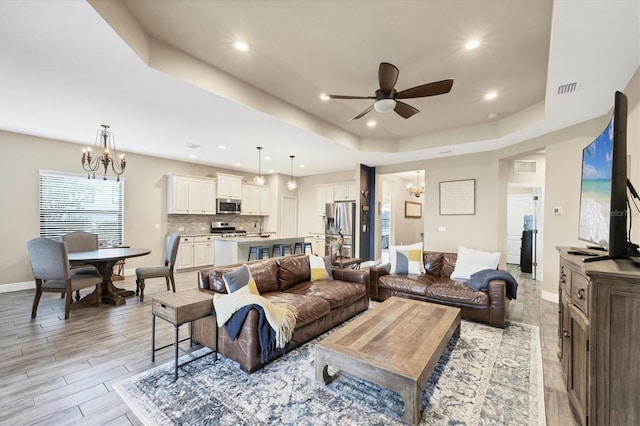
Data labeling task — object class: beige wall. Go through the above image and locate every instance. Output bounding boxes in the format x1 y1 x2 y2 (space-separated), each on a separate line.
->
2 67 638 295
0 131 280 286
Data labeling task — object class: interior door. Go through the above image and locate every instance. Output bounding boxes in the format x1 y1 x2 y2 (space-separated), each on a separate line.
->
506 194 535 264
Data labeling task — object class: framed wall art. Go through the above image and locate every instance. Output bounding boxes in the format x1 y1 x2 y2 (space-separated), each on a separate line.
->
404 201 422 218
439 179 475 215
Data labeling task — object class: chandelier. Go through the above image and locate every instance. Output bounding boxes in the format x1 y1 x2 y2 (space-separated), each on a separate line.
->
287 155 297 190
406 171 425 198
81 124 126 181
253 146 265 186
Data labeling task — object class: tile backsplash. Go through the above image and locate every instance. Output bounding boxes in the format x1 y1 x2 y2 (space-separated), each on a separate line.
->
168 214 265 234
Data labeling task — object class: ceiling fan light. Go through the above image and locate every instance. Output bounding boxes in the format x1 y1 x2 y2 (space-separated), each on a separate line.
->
374 99 396 113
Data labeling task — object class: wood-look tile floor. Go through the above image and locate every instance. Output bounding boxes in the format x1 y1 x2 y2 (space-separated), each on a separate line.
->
0 267 578 425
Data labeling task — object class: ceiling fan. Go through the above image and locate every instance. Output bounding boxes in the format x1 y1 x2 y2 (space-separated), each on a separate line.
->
327 62 453 120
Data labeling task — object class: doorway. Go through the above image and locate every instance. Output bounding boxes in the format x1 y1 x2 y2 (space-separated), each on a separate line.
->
506 186 543 279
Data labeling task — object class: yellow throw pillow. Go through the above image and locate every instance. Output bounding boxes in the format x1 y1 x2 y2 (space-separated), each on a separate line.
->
309 254 331 281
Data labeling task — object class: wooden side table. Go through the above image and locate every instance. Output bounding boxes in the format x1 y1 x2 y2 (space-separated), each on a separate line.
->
152 289 217 381
331 257 362 269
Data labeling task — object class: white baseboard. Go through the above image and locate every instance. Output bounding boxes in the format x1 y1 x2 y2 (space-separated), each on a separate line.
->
541 290 559 304
1 268 138 294
0 281 34 293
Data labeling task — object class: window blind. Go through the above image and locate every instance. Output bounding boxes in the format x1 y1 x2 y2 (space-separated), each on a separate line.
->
39 170 124 246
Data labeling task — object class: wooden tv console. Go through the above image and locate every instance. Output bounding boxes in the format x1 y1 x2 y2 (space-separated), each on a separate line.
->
557 247 640 426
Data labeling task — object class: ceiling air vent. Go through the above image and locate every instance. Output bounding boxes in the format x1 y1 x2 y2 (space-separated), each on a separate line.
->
514 160 537 174
557 82 577 95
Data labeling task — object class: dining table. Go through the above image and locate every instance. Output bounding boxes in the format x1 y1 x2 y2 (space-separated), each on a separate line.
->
68 247 151 306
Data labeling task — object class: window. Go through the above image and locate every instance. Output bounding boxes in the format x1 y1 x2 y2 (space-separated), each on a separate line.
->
39 170 124 246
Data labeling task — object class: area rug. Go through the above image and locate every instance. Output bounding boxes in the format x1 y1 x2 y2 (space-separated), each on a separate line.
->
114 316 546 425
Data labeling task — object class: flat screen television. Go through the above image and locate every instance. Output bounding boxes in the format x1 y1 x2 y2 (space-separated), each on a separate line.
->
578 91 628 259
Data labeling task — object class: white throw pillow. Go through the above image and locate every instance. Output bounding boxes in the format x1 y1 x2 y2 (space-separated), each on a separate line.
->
389 242 425 275
450 246 500 281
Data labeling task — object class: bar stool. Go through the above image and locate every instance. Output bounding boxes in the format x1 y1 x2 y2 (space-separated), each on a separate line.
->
248 246 270 260
293 241 313 254
272 243 292 257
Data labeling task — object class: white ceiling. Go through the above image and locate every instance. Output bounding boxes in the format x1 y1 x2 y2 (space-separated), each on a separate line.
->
0 0 638 178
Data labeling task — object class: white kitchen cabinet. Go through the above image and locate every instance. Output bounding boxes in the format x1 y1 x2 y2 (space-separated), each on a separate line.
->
241 184 270 215
215 173 242 199
177 235 215 270
167 174 216 214
333 182 358 201
194 236 215 267
306 235 326 256
315 184 334 215
176 236 195 269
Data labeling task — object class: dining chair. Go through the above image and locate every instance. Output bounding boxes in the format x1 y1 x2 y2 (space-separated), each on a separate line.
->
134 233 180 302
62 231 99 275
62 231 99 301
26 237 103 320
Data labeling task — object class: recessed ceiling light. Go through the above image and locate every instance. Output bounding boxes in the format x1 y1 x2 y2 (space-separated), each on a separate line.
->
367 120 376 127
234 162 241 167
218 145 226 150
319 93 330 101
488 113 499 119
299 164 305 168
484 91 498 100
265 156 271 160
234 41 249 51
268 169 274 173
189 154 197 158
465 39 480 50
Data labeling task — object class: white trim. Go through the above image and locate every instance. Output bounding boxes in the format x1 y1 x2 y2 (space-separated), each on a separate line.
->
0 281 34 293
541 290 558 304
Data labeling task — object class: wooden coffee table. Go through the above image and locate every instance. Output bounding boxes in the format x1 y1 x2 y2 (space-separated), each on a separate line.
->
316 297 461 425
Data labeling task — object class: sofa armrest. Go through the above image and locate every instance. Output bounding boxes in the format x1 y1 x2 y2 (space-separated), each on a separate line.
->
331 268 369 298
487 279 508 328
198 268 211 290
369 262 391 301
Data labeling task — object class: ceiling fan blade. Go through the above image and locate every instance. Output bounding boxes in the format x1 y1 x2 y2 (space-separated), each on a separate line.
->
378 62 399 93
394 101 419 119
350 105 374 121
396 79 454 99
328 94 376 100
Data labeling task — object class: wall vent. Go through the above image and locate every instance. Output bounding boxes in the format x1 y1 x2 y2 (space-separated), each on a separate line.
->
557 82 577 95
514 160 537 174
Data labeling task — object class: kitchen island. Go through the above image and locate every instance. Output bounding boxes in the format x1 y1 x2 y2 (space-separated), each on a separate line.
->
214 236 311 266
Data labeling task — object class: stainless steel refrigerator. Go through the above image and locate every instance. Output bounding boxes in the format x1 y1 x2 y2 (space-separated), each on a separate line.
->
325 202 356 258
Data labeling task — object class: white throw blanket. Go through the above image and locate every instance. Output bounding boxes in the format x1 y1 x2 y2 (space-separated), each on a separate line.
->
213 292 297 349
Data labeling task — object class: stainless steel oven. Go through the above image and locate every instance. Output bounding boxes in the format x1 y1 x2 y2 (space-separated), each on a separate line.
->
216 198 241 214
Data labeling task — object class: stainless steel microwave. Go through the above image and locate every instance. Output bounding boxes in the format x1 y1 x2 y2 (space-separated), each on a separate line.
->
216 198 241 214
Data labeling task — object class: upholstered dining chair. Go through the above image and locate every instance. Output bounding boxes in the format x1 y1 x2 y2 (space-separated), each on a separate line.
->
26 237 103 320
134 233 180 302
62 231 99 274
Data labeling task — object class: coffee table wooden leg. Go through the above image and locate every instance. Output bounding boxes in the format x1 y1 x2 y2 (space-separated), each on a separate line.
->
400 383 421 425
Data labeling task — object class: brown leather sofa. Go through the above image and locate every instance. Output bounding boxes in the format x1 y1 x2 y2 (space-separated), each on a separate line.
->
192 254 369 373
369 251 508 327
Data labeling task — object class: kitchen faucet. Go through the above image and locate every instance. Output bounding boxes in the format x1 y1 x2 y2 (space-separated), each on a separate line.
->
254 219 263 235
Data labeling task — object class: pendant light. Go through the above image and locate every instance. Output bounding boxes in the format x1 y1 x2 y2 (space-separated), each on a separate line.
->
253 146 265 186
287 155 297 190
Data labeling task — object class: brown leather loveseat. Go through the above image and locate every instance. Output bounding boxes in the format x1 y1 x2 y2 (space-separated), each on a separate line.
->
192 254 369 373
369 251 508 327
